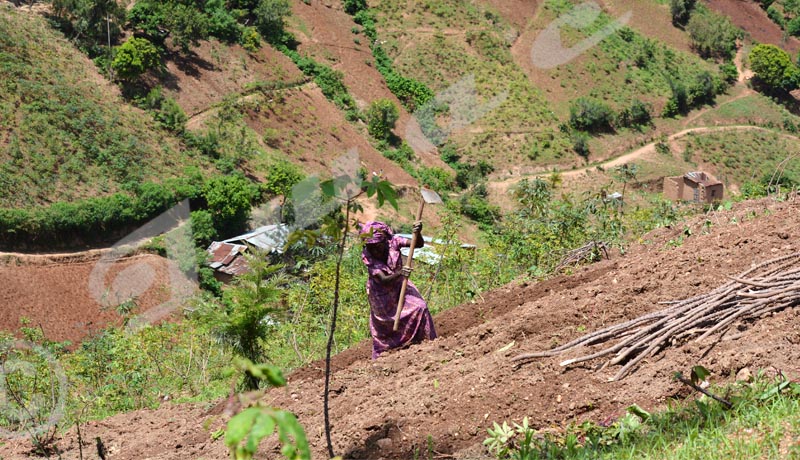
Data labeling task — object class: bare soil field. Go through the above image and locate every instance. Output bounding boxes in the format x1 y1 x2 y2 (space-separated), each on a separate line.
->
0 252 183 344
4 197 799 459
705 0 800 55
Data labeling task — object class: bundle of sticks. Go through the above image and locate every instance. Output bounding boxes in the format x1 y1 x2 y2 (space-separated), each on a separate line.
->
554 241 609 272
513 251 800 381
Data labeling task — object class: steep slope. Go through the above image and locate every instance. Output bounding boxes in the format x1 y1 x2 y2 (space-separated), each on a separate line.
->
8 197 799 459
705 0 800 54
287 1 450 169
0 5 206 208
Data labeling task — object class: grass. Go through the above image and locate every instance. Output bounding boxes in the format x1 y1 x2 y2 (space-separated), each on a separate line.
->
0 6 206 208
678 129 800 188
487 375 800 459
371 0 575 170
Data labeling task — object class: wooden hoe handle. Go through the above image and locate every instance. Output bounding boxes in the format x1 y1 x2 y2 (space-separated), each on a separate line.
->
393 199 426 331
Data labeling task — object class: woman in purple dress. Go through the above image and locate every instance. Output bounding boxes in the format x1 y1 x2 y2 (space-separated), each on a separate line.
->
359 221 437 358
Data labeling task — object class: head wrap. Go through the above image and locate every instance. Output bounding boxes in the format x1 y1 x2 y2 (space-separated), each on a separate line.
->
358 221 393 245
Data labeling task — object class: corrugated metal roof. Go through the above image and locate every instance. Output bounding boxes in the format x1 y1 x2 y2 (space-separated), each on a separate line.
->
222 224 289 253
207 242 247 265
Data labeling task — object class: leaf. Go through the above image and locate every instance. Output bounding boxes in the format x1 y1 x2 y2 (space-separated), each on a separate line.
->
320 179 335 198
224 408 260 450
626 404 651 421
245 412 276 453
376 180 398 210
759 380 792 400
690 365 711 385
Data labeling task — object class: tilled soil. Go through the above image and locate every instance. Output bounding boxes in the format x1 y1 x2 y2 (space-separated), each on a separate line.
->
2 198 800 459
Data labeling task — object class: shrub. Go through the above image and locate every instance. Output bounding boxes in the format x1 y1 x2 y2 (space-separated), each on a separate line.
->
571 131 591 158
670 0 696 25
569 97 614 133
202 175 259 236
191 210 218 246
111 37 161 81
750 43 799 90
240 26 262 52
686 10 742 60
343 0 367 15
366 99 399 141
255 0 291 44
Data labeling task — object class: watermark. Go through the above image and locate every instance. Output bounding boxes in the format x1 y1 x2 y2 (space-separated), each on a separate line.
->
0 340 67 439
88 199 197 332
531 1 632 69
405 74 509 151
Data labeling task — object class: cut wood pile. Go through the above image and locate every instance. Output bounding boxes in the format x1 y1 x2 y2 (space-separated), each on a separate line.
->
514 251 800 381
554 241 609 272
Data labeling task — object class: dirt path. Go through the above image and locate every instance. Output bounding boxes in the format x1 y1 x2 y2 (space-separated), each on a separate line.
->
489 125 800 196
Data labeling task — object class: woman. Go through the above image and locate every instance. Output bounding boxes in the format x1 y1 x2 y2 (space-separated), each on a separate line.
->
359 221 437 358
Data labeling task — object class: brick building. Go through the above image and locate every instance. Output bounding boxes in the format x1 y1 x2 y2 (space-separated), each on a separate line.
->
663 171 723 203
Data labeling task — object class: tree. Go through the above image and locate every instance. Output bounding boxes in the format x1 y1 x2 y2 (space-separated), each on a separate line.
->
111 37 161 81
670 0 696 25
52 0 126 42
366 99 400 141
263 160 304 222
254 0 291 44
202 175 258 237
686 11 742 60
569 97 614 133
750 43 799 90
343 0 367 15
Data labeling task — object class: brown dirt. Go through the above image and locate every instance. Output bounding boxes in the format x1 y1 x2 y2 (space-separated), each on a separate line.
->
0 252 185 345
153 40 305 118
289 1 451 171
5 197 800 459
704 0 800 55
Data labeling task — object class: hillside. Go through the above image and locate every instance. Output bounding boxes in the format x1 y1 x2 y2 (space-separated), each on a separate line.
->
2 197 797 459
0 6 205 208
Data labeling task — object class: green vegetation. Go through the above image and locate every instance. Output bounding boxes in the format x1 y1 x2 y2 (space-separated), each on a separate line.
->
111 37 162 81
756 0 800 36
670 0 696 25
485 374 800 459
0 8 203 208
749 44 799 91
686 7 742 60
679 129 800 189
366 98 400 141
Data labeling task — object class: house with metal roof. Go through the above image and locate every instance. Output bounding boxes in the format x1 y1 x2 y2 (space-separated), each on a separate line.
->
663 171 723 204
205 224 289 281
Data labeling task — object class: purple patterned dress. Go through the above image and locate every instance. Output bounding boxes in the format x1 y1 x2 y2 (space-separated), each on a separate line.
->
360 222 437 358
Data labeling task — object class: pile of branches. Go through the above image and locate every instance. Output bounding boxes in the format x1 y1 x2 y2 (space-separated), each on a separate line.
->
555 241 609 272
513 251 800 381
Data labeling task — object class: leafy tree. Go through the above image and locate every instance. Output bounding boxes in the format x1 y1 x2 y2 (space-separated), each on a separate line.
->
515 178 552 218
255 0 291 44
670 0 696 25
689 71 717 106
686 11 742 59
343 0 367 15
202 175 258 237
750 43 799 90
205 0 241 42
787 16 800 36
263 161 304 222
165 3 211 51
720 61 738 84
617 99 652 128
366 99 400 141
111 37 161 81
569 97 614 133
51 0 126 43
766 4 785 28
190 210 217 246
